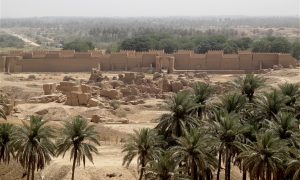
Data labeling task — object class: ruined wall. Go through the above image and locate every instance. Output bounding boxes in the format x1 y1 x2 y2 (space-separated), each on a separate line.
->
0 56 5 72
1 50 297 73
239 53 254 70
253 53 278 69
174 53 192 70
222 55 239 70
142 54 156 68
109 53 128 70
190 55 206 70
20 58 100 72
278 54 297 67
206 51 223 70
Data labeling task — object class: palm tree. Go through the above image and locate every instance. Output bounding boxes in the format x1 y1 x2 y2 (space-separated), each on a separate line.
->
285 149 300 180
122 128 165 180
145 152 182 180
171 128 217 180
218 92 247 114
0 123 15 164
209 110 242 180
233 74 265 102
13 116 56 180
192 82 215 119
56 116 100 180
156 91 198 139
238 131 288 180
270 112 300 147
254 89 288 121
279 82 300 107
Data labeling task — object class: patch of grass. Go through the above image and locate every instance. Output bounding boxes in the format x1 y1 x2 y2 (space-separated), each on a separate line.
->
110 100 121 110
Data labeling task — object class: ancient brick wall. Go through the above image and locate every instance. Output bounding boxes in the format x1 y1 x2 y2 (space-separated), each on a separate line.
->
278 54 297 67
0 56 5 72
206 50 223 70
190 55 206 70
253 53 278 69
19 58 100 72
222 55 239 70
1 50 297 73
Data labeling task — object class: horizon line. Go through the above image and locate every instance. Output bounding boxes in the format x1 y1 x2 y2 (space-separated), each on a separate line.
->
1 15 299 19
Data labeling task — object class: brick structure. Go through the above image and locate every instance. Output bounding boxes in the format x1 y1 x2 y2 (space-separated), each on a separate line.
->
0 50 297 73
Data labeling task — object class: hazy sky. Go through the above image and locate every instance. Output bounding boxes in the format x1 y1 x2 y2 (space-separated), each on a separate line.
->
1 0 299 18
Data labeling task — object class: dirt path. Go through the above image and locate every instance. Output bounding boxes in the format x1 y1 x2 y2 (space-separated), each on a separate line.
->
2 29 40 47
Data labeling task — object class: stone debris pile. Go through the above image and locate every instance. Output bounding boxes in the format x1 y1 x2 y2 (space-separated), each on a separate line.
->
34 70 210 107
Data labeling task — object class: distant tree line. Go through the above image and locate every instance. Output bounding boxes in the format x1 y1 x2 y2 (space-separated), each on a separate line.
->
63 40 95 52
119 35 300 59
0 34 24 48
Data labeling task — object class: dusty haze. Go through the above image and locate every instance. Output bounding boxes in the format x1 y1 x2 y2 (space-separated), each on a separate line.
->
1 0 299 18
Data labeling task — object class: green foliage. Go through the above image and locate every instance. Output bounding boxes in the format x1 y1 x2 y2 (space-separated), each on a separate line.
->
254 89 288 120
219 92 246 113
285 149 300 180
145 152 180 180
292 41 300 59
13 116 56 180
122 128 165 180
238 131 288 179
158 38 178 54
63 40 95 52
279 82 300 107
194 36 226 53
192 82 215 118
233 74 265 102
119 34 259 54
252 37 292 53
252 39 272 52
120 79 300 180
110 100 120 110
270 112 299 146
56 116 100 180
234 37 253 50
156 91 198 138
171 129 218 179
223 40 238 54
0 34 24 48
120 37 152 52
0 123 15 164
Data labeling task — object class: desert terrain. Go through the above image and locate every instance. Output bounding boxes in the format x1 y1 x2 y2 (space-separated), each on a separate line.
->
0 68 299 180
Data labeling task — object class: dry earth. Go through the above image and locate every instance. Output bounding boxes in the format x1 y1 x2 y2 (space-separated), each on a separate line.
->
0 68 299 180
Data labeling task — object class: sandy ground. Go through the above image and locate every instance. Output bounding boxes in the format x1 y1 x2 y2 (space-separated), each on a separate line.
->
0 68 299 179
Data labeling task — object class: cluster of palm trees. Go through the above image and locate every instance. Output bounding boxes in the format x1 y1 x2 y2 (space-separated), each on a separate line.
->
122 74 300 180
0 115 100 180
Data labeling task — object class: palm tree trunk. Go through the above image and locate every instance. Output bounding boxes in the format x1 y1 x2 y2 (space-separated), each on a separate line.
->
176 121 181 137
217 150 222 180
225 149 231 180
242 168 247 180
0 147 4 162
266 166 271 180
31 159 35 180
139 157 145 180
27 155 32 180
198 108 203 120
191 160 197 180
71 149 78 180
227 154 231 180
